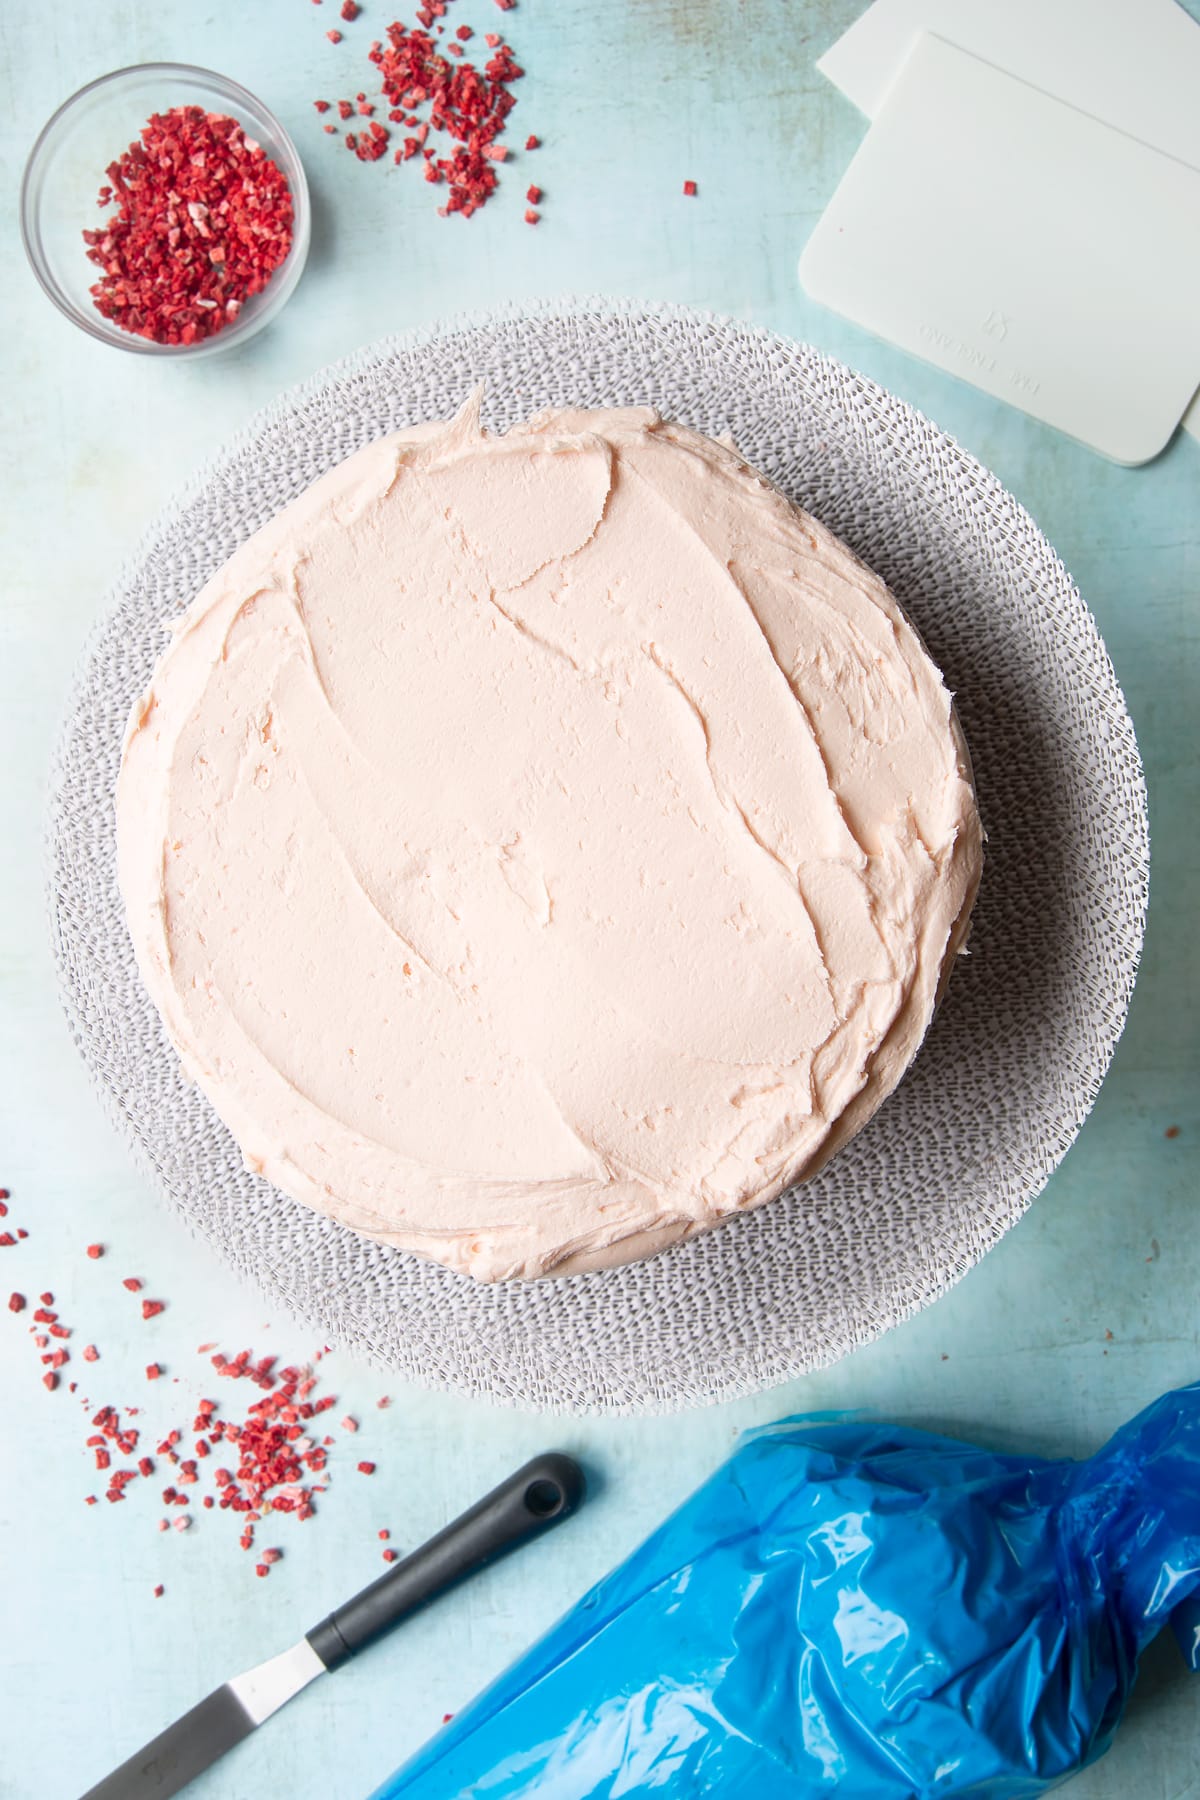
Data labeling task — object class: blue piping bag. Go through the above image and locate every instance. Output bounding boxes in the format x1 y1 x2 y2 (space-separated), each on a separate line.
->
373 1385 1200 1798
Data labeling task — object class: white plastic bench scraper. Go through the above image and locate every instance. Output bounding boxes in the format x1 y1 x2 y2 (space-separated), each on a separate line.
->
799 32 1200 464
815 0 1200 445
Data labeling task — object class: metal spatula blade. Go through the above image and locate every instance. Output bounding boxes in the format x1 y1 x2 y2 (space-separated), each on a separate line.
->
78 1452 585 1800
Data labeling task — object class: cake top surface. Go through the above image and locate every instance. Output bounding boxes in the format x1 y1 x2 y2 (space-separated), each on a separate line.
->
117 399 981 1280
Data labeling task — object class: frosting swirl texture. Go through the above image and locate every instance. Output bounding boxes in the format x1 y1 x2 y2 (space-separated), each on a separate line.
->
117 402 982 1280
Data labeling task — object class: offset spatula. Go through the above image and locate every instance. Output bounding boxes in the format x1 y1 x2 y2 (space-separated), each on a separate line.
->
79 1451 585 1800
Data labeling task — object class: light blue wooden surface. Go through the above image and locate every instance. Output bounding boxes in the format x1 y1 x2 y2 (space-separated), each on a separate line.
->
1 3 1197 1797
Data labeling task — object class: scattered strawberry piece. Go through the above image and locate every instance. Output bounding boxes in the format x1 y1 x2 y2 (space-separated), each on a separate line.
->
83 1344 99 1361
141 1299 165 1320
153 1584 164 1598
0 1233 16 1248
123 1277 142 1292
255 1563 270 1577
146 1363 162 1380
43 1372 58 1391
524 207 539 223
86 1244 104 1259
341 0 360 16
174 1514 192 1532
357 1461 376 1475
7 1293 23 1313
341 1415 359 1432
382 1547 398 1562
40 1291 54 1305
327 28 343 42
379 1528 390 1539
526 184 540 204
524 133 538 149
683 179 697 196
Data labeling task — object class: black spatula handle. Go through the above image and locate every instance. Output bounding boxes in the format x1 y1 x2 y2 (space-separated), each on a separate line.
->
306 1451 585 1670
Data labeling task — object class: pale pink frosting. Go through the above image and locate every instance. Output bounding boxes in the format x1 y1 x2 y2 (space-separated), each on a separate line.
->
117 400 982 1281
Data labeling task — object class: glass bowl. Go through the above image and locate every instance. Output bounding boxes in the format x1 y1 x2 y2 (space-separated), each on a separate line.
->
20 63 310 358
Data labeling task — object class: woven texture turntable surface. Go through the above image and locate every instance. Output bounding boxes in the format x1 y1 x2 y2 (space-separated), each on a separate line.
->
47 300 1148 1414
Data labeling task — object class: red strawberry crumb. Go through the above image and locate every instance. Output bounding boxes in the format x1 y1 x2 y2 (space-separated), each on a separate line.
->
43 1372 58 1391
174 1515 192 1532
324 123 338 133
85 1495 98 1506
0 1234 15 1248
123 1278 142 1292
153 1584 164 1598
83 1345 99 1361
341 0 360 16
357 1461 376 1475
379 1528 390 1540
82 106 294 346
382 1548 398 1562
139 1457 155 1477
16 1231 27 1241
683 179 697 196
526 184 540 204
256 1563 269 1577
377 1396 391 1409
524 133 538 149
456 23 473 38
40 1291 54 1305
262 1547 282 1564
314 100 331 112
87 1244 104 1259
341 1415 359 1432
494 0 516 9
485 32 501 47
146 1363 162 1380
142 1299 165 1320
197 1342 217 1354
524 208 539 223
327 28 343 42
7 1293 23 1313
